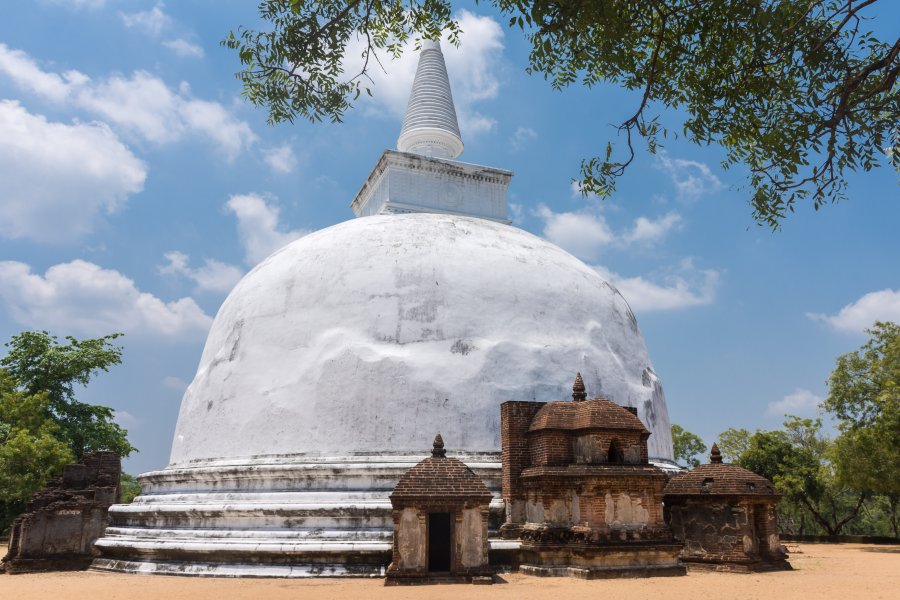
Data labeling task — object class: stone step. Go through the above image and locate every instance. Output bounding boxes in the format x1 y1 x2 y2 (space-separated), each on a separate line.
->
90 557 387 577
102 526 393 541
130 490 397 505
108 501 396 529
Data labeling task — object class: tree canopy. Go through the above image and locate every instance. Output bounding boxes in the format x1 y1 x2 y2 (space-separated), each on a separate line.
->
727 416 869 535
825 321 900 535
1 331 135 459
225 0 900 228
671 423 707 467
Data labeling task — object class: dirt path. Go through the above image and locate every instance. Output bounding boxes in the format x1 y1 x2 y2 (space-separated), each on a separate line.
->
2 543 898 600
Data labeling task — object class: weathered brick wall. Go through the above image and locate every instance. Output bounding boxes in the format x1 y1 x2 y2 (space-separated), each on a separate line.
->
522 469 668 532
500 401 543 503
527 431 572 466
666 499 756 563
571 431 645 465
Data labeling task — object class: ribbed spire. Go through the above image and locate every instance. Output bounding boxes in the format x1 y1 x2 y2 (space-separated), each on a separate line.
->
710 443 723 463
432 433 446 457
572 372 587 402
397 40 464 159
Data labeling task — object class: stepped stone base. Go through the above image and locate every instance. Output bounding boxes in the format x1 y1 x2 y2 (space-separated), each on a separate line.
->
92 453 505 578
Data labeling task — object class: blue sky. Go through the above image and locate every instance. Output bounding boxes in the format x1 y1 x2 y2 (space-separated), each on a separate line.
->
1 1 898 474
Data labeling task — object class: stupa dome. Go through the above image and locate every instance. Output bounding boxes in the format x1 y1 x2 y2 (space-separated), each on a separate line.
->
170 213 673 465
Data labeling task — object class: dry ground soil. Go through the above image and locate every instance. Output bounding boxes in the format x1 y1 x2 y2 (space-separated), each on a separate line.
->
2 543 899 600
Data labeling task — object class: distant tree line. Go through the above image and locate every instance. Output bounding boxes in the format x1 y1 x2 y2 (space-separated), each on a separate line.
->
673 321 900 537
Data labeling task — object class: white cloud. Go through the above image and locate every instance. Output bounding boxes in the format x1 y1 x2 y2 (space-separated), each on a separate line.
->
162 376 189 392
263 144 298 174
114 410 141 428
343 10 504 139
807 289 900 333
595 260 720 313
0 44 255 160
0 260 212 338
534 205 683 260
163 38 204 58
0 44 82 102
623 212 683 245
508 202 524 226
120 3 172 37
43 0 107 9
510 126 537 151
165 253 244 293
225 194 310 265
535 204 614 261
766 388 823 417
656 152 724 201
0 100 146 243
159 251 244 294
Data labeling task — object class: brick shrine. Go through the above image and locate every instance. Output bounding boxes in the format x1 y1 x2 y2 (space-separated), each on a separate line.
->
500 374 685 578
386 434 494 584
663 443 792 572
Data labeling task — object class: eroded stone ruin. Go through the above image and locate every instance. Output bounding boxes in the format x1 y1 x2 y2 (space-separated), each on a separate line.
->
2 451 120 573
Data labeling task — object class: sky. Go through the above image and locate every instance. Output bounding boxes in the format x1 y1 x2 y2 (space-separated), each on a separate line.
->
0 1 898 475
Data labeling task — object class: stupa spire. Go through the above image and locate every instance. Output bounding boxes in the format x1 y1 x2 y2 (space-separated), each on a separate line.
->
397 39 464 159
432 433 446 457
710 443 723 463
572 372 587 402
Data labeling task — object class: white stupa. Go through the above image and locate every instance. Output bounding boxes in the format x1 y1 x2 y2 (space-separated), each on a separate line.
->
92 40 675 577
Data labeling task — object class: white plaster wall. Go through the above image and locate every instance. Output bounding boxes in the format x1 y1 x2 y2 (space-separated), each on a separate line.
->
397 508 424 570
352 153 510 222
170 213 674 465
459 508 486 568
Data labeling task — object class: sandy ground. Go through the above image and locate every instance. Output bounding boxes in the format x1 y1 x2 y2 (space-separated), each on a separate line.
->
2 543 899 600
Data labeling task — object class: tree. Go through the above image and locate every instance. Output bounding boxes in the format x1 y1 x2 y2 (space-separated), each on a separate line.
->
1 331 136 459
824 321 900 536
671 423 707 467
715 427 752 462
224 0 900 228
0 371 74 533
118 473 142 504
738 416 867 535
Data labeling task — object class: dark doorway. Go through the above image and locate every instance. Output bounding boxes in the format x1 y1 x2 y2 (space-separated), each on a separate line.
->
428 512 452 572
607 440 624 464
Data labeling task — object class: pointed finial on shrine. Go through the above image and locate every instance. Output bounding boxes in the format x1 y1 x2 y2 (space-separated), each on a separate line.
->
710 443 723 463
572 372 587 402
432 433 446 457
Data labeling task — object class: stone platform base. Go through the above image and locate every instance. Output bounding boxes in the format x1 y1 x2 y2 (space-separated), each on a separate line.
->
683 559 792 573
519 542 686 579
520 564 686 579
384 574 495 585
3 556 95 574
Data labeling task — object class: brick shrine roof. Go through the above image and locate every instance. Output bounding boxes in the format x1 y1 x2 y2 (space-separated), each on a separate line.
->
663 444 779 497
528 397 650 435
390 434 493 502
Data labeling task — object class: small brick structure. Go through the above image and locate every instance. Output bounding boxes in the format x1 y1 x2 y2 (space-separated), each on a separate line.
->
501 373 685 579
2 451 121 574
663 444 791 572
386 434 494 584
